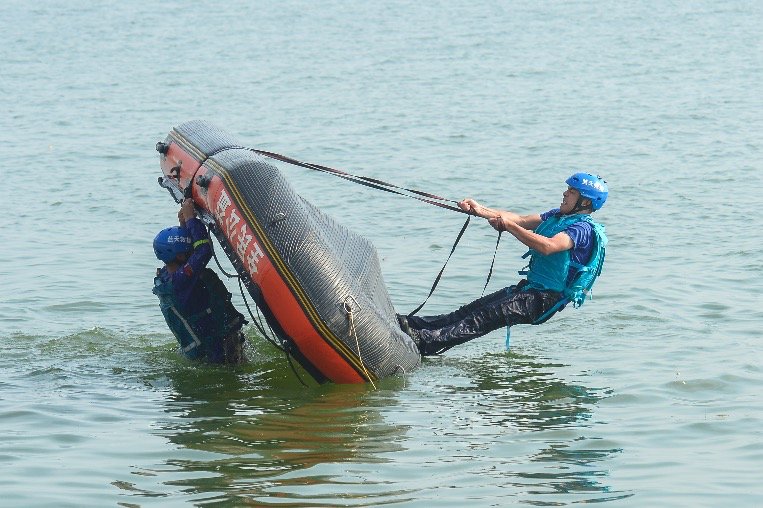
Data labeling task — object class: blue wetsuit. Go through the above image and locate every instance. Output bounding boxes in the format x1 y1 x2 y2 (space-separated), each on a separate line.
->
154 218 245 363
159 217 213 315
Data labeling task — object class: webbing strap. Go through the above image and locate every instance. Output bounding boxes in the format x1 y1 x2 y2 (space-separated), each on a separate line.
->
252 148 468 214
404 218 502 316
481 231 502 297
408 215 471 317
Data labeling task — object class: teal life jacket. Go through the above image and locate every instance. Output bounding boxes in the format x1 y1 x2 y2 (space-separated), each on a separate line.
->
519 213 607 321
152 268 246 360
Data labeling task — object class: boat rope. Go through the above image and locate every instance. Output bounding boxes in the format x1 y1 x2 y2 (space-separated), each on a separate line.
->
237 275 310 387
343 296 376 389
208 235 281 349
481 231 503 297
394 365 407 388
229 146 504 316
408 214 471 317
210 242 241 279
209 234 311 387
253 148 470 215
193 144 468 215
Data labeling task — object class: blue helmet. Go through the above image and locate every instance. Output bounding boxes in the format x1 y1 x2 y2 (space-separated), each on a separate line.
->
153 226 193 263
566 172 608 211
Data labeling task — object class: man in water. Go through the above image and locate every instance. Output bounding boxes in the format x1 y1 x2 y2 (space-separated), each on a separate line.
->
399 172 608 355
152 198 247 364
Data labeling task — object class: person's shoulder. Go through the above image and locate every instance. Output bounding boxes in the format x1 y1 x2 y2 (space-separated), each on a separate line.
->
582 215 606 233
540 208 560 221
563 219 593 244
185 216 204 230
569 219 593 233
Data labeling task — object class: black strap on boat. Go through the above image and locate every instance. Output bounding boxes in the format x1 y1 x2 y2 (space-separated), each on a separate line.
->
407 219 503 316
209 242 282 351
236 276 310 388
407 214 471 317
481 231 503 297
247 147 469 215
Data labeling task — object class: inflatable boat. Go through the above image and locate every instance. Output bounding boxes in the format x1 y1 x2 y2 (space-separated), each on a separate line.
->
156 120 421 384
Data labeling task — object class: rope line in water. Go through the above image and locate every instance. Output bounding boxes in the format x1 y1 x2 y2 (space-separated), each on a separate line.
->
209 232 310 386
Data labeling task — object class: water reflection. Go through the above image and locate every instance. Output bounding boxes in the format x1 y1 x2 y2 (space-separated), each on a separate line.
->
139 336 633 505
419 350 633 503
449 351 603 430
146 335 414 505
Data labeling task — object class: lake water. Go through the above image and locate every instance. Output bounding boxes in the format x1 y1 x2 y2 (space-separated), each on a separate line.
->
1 0 762 506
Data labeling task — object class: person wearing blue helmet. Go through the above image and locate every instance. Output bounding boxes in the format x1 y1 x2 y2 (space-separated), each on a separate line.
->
152 198 247 364
399 173 608 355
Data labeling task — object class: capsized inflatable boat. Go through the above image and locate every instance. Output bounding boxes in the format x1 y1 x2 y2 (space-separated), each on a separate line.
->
156 120 421 384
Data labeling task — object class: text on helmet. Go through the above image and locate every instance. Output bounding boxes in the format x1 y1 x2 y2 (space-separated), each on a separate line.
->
581 178 605 192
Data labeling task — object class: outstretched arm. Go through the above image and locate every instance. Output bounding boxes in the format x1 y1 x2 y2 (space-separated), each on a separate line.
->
458 198 542 230
491 216 573 255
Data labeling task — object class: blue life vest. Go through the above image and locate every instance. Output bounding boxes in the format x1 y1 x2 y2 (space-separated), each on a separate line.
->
521 213 607 312
152 268 246 360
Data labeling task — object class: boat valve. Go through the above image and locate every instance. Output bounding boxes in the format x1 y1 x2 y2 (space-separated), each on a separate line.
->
156 141 169 155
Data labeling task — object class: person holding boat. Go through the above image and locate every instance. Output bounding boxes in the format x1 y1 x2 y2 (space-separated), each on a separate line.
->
152 198 247 364
398 172 608 356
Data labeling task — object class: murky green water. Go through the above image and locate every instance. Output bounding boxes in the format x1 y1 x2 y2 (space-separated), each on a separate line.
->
2 0 761 505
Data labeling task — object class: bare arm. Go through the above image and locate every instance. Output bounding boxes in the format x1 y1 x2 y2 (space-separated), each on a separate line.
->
459 198 542 230
178 198 195 227
493 217 573 255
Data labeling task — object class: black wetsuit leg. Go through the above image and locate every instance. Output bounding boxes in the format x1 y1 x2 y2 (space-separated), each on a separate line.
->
410 284 561 356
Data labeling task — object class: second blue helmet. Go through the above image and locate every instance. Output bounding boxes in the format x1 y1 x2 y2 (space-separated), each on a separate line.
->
153 226 193 263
